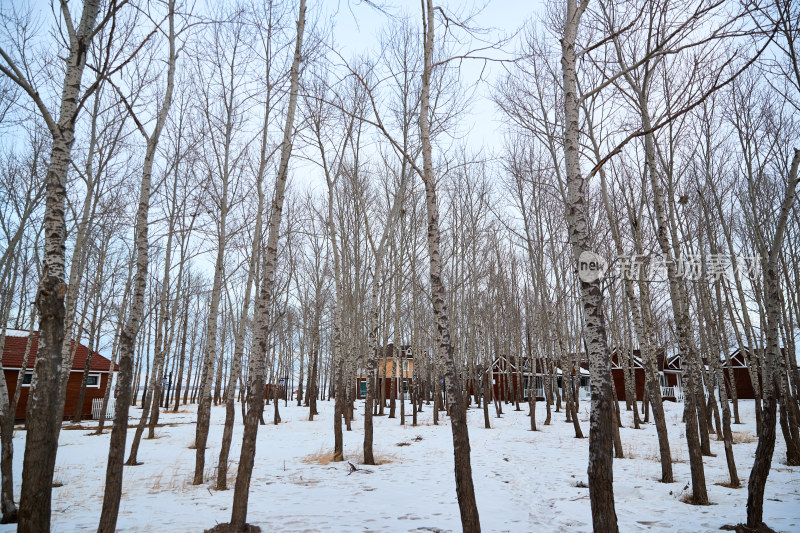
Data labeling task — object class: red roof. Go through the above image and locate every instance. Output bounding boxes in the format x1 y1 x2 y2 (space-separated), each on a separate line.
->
1 331 117 372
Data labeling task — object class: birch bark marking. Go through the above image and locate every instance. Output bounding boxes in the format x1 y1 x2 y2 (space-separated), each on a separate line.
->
590 116 673 481
419 1 480 530
225 1 305 528
561 0 618 530
13 2 102 530
747 148 800 529
98 2 177 529
193 23 240 486
640 97 709 503
216 97 267 489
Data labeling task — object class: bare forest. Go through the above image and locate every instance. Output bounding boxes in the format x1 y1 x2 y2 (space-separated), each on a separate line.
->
0 0 799 531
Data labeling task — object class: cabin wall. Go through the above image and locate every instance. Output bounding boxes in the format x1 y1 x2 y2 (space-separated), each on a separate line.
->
5 369 110 421
263 384 287 400
611 368 646 402
722 367 759 400
355 377 413 400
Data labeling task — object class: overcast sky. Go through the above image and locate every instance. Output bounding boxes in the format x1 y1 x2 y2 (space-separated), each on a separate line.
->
323 0 536 159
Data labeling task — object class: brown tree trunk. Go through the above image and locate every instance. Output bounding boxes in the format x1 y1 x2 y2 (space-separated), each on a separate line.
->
419 3 480 529
747 149 800 528
561 1 618 529
0 329 17 523
97 4 176 529
226 3 305 528
14 3 103 530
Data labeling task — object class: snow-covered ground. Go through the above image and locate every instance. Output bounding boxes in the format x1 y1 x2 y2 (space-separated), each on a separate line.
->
2 398 798 532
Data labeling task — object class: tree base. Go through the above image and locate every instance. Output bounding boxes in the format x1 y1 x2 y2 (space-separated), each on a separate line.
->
720 523 776 533
0 509 18 524
205 523 261 533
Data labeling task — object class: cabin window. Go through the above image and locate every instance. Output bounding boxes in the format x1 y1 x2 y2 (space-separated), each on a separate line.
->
659 374 666 387
21 372 33 386
359 380 366 398
402 379 409 394
402 360 409 373
87 374 101 388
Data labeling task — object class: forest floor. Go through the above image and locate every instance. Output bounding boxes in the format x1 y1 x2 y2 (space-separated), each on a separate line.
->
2 397 798 532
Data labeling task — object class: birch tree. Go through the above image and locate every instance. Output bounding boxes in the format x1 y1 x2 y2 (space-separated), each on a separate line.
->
215 1 305 528
98 1 178 528
0 0 112 528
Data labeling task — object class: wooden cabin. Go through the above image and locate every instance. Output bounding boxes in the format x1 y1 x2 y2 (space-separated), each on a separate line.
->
356 344 414 400
610 349 681 402
487 355 526 401
264 383 287 400
610 350 646 402
487 356 590 402
720 348 771 400
1 330 117 421
661 353 682 401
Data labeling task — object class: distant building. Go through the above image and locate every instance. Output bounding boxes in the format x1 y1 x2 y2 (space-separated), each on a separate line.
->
1 330 118 421
485 355 590 402
356 344 414 399
608 349 681 402
485 349 683 403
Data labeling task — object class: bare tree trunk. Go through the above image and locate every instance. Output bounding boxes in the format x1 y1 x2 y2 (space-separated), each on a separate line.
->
419 3 480 529
9 308 36 426
215 96 268 489
561 1 618 529
747 149 800 529
97 4 176 529
72 277 102 423
0 327 17 523
225 3 305 528
481 365 490 429
173 291 190 413
95 327 120 435
7 2 103 529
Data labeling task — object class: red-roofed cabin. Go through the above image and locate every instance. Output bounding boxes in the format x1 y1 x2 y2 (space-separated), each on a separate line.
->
2 330 118 421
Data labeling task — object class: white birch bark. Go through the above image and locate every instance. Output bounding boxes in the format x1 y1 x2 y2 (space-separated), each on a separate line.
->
747 148 800 528
98 3 177 529
561 1 618 529
0 1 104 529
225 2 305 527
419 2 480 529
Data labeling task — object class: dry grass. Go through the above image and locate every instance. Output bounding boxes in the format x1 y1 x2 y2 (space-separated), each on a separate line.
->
623 443 686 464
621 443 639 459
679 493 713 506
671 446 687 463
732 431 757 444
148 465 187 493
715 481 743 489
300 446 399 466
204 464 237 489
52 467 66 488
360 449 398 465
301 447 337 465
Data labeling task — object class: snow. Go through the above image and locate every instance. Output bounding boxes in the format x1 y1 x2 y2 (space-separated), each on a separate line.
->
2 399 798 532
1 329 33 338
